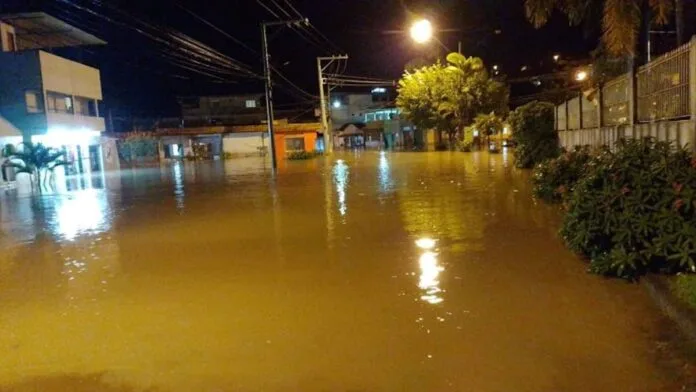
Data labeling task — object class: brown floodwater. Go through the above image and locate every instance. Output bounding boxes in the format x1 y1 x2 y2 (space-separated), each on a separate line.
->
0 150 674 391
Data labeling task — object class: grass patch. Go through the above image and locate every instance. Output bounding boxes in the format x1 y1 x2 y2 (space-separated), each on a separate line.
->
673 274 696 310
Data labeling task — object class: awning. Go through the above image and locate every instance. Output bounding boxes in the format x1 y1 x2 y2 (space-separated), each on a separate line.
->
0 116 22 138
1 12 106 50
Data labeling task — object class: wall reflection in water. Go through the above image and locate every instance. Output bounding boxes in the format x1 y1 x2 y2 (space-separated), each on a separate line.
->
173 161 185 211
333 159 349 217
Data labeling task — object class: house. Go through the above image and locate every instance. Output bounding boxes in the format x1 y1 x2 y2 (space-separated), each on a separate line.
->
177 94 266 127
0 12 112 178
153 119 321 163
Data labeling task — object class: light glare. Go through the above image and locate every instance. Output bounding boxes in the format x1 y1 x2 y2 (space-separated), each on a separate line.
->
410 19 433 44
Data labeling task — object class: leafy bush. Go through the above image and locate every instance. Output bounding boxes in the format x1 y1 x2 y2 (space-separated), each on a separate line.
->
287 151 320 160
560 138 696 279
508 101 559 168
222 152 234 160
532 146 593 203
118 132 158 163
672 274 696 309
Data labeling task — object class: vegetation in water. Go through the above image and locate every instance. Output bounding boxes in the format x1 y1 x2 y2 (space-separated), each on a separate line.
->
396 53 508 148
532 146 593 203
4 142 67 192
287 151 321 160
508 101 559 168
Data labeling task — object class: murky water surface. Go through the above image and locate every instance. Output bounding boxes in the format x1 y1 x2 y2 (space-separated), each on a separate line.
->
0 151 671 391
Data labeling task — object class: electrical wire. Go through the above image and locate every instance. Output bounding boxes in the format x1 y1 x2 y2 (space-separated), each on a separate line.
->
175 3 258 55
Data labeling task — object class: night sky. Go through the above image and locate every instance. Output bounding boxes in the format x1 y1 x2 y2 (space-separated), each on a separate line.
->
1 0 599 121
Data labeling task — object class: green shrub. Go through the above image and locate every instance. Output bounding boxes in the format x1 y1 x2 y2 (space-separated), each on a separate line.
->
672 274 696 309
532 146 593 203
222 152 234 160
560 138 696 279
508 101 559 168
287 151 320 160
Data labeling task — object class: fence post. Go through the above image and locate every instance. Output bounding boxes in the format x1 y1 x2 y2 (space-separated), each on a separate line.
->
564 100 569 131
628 59 637 126
597 84 603 128
689 36 696 119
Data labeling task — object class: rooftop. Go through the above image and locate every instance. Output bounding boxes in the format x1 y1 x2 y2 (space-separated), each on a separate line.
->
0 12 106 50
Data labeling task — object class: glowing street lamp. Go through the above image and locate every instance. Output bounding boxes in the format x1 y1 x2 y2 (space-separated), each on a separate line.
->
410 19 433 44
553 54 560 62
574 69 588 82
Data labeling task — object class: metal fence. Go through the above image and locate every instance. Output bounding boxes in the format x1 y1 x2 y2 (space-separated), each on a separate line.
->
556 104 566 130
567 97 580 129
554 39 694 130
581 95 598 128
637 43 690 122
602 74 629 126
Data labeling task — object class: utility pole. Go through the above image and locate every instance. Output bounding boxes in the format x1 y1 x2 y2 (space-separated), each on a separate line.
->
317 55 348 154
261 19 307 170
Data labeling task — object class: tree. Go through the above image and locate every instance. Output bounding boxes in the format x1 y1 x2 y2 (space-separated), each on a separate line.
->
396 53 508 147
5 142 68 192
471 112 505 145
525 0 673 56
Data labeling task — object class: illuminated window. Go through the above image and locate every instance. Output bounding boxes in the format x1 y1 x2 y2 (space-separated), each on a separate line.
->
245 100 257 108
25 90 43 113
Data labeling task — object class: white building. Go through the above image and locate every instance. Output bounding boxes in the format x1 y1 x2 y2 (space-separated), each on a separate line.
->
0 12 109 184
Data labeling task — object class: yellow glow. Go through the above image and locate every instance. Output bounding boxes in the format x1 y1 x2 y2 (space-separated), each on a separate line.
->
410 19 433 44
575 70 588 82
415 237 436 250
418 251 444 304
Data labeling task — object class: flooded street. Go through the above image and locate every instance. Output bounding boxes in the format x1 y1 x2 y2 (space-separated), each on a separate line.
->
0 151 673 391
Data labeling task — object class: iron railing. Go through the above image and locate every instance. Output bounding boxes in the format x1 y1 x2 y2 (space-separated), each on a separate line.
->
637 42 690 122
602 74 629 126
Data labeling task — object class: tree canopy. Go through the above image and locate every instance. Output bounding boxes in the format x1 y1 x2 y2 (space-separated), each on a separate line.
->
524 0 674 56
396 53 508 146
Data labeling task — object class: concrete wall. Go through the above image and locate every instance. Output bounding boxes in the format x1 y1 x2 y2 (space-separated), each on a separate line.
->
0 51 46 138
39 51 102 100
100 137 120 171
0 22 16 52
559 120 696 150
222 132 267 157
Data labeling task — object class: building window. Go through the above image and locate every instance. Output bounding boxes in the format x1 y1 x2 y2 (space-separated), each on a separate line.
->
285 137 305 151
46 92 74 114
25 91 43 113
245 100 257 108
74 96 98 116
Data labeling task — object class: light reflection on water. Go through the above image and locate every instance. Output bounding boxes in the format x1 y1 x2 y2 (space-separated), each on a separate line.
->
333 159 349 217
416 237 444 305
52 190 110 242
172 161 185 211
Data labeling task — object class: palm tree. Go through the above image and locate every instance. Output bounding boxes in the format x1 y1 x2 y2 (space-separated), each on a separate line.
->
525 0 674 56
5 142 68 192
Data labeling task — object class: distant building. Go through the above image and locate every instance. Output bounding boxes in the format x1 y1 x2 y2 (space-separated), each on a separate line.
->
0 12 115 182
330 88 419 149
177 94 266 127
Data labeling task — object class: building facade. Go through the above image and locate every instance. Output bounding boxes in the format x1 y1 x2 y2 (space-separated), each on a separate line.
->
0 12 110 185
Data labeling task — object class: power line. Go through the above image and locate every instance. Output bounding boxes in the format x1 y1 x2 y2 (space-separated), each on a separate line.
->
175 3 258 54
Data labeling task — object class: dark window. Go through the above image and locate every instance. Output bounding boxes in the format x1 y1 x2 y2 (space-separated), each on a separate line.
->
46 92 73 114
25 90 43 113
285 137 305 151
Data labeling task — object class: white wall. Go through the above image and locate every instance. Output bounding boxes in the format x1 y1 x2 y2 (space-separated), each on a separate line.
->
39 51 102 100
222 132 266 156
47 112 105 132
559 121 696 151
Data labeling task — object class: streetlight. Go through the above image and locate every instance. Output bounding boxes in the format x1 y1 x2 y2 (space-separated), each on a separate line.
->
410 19 433 44
575 70 588 82
553 54 560 62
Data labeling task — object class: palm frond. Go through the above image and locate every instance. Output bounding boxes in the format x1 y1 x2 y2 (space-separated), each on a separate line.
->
603 0 641 56
560 0 592 25
649 0 673 25
525 0 559 27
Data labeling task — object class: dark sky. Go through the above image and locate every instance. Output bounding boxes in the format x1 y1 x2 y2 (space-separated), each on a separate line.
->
2 0 598 119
